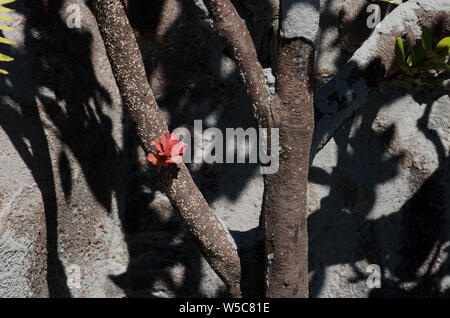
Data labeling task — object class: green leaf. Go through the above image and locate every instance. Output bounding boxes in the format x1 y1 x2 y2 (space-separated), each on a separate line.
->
0 14 12 21
0 53 13 61
393 80 412 90
0 24 14 30
430 56 446 64
375 0 400 5
0 6 14 13
425 49 438 59
0 35 14 45
0 0 14 76
406 54 413 67
399 64 418 76
421 61 450 71
395 38 406 65
422 26 433 51
0 0 15 14
412 47 425 64
435 37 450 56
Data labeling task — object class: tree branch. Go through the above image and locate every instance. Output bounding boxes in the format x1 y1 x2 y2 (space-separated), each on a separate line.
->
311 0 450 162
200 0 274 127
90 0 242 297
263 36 315 298
260 0 318 298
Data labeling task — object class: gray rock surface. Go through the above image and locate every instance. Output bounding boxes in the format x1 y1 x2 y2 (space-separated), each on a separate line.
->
280 0 320 44
309 85 450 297
0 0 129 297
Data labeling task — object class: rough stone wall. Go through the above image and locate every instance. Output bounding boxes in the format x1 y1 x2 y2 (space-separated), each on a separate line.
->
0 0 449 298
0 0 129 297
309 86 450 297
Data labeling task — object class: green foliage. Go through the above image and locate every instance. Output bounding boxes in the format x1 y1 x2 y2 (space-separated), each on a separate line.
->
374 0 401 5
421 26 433 52
436 37 450 57
395 37 406 65
0 0 15 75
393 26 450 89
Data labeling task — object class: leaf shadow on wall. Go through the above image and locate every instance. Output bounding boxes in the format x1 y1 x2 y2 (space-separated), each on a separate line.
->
0 0 127 297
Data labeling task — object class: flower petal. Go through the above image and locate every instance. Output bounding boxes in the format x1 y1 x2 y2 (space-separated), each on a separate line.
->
151 140 164 153
160 133 172 150
167 134 179 151
170 141 188 157
146 153 165 166
167 155 183 164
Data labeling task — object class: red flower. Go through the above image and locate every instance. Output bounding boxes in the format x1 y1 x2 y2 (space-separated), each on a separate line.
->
146 133 187 167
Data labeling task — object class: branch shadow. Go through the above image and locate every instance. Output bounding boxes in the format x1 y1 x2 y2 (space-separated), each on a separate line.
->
0 0 118 297
308 77 450 297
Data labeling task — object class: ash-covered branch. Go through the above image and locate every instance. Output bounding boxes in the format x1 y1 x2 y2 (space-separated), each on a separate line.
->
199 0 273 127
91 0 242 297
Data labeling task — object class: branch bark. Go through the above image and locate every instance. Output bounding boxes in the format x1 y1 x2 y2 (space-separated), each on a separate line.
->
263 37 314 298
311 0 450 162
90 0 242 297
201 0 274 128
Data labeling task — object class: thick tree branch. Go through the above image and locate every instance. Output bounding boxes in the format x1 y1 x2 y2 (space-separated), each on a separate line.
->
91 0 242 297
311 0 450 162
261 0 318 298
263 37 314 298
